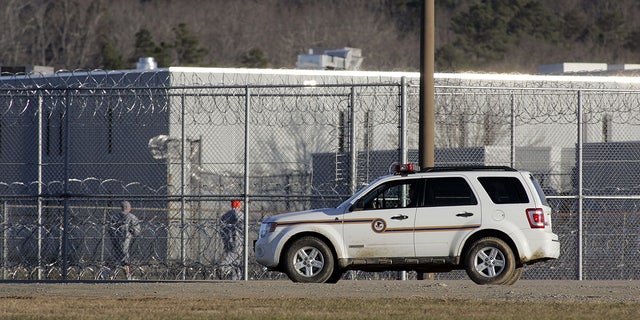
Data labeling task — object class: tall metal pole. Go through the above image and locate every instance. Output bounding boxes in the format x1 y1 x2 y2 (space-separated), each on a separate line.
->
243 86 251 281
510 94 516 167
399 77 408 281
180 94 186 280
349 87 357 194
577 91 583 281
400 77 408 166
37 95 43 280
2 202 6 279
62 91 70 280
419 0 435 168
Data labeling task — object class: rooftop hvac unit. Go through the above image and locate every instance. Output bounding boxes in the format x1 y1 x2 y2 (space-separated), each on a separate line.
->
0 65 54 75
137 57 157 70
296 47 362 70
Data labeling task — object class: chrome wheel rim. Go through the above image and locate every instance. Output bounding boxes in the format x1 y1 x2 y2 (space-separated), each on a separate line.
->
473 246 506 278
293 246 325 277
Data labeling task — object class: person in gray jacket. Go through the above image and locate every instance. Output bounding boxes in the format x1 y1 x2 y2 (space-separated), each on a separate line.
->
220 199 244 280
109 200 141 280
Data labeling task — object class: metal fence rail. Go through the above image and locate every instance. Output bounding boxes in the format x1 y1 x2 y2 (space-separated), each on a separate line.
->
1 70 640 281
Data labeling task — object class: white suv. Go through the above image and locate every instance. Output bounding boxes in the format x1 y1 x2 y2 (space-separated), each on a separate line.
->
254 165 560 285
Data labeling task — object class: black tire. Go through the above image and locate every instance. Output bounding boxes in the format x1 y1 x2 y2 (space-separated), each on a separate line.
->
283 236 335 283
326 268 343 284
465 237 516 285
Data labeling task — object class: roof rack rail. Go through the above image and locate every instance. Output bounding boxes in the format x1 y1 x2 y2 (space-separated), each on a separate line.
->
420 166 517 172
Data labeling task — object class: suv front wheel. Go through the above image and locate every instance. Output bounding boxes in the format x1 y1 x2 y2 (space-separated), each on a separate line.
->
283 236 335 283
465 237 517 285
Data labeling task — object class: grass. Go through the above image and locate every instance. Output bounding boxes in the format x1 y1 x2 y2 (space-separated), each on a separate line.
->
0 295 638 320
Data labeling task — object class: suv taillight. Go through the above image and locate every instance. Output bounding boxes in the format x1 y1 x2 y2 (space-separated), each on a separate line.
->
526 208 546 228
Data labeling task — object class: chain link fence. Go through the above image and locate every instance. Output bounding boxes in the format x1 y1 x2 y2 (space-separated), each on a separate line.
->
1 70 640 281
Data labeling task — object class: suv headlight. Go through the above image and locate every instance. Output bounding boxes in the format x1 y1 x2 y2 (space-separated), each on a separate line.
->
258 222 277 238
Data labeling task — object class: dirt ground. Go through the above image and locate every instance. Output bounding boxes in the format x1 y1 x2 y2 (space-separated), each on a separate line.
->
1 279 639 304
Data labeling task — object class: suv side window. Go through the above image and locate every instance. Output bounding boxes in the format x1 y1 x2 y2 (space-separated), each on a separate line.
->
478 177 529 204
425 177 477 207
352 179 420 211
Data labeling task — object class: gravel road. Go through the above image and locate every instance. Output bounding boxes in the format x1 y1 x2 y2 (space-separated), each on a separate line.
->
1 280 639 303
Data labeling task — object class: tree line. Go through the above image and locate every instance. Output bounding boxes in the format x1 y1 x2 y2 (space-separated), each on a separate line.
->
1 0 639 74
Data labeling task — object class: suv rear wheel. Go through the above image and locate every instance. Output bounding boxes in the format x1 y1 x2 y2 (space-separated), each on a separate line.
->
465 237 516 285
283 236 335 283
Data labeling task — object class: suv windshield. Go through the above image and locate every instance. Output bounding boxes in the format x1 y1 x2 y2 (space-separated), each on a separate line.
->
338 175 389 210
351 179 419 210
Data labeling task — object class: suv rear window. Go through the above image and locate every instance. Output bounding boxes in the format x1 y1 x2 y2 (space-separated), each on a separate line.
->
478 177 529 204
529 174 548 206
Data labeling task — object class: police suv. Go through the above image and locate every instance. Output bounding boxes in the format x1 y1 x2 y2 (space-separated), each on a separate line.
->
254 165 560 285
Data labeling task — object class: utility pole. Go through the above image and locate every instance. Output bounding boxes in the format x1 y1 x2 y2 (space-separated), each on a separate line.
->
418 0 436 281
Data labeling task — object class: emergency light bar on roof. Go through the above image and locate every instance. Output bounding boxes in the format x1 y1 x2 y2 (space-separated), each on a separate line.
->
394 164 517 175
395 163 419 174
421 166 517 172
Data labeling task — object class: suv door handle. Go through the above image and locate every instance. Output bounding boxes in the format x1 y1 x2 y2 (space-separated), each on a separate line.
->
456 212 474 217
391 214 409 220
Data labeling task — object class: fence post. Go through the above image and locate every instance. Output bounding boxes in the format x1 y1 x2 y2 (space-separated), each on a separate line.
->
180 93 186 280
400 77 408 166
398 78 408 281
510 93 516 168
243 86 251 281
37 94 43 280
349 87 357 194
577 90 583 280
2 201 6 280
62 90 71 280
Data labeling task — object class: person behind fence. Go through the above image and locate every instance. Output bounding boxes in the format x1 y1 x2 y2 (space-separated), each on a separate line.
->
109 200 141 280
220 199 244 280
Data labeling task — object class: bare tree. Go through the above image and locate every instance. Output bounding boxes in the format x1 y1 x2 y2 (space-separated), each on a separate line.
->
0 0 55 67
4 0 640 72
0 0 26 65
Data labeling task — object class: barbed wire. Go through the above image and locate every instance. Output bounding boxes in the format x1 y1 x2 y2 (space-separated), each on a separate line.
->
3 71 640 127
